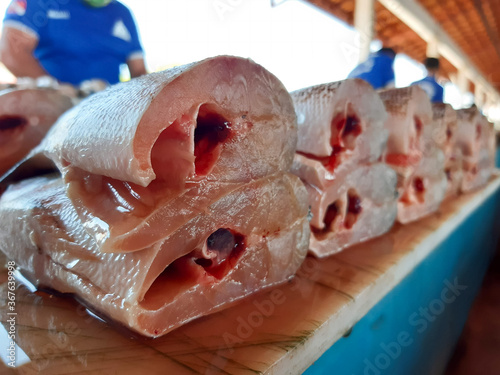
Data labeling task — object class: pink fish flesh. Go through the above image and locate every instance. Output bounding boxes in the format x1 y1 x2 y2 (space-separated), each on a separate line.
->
379 86 447 224
0 56 310 337
456 106 495 192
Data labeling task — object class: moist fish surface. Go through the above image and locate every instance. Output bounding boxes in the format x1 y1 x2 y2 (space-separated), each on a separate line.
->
5 56 299 254
0 173 309 337
0 56 310 337
456 106 495 192
431 103 462 199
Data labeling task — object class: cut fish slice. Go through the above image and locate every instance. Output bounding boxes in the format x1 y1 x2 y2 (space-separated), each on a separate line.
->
456 106 495 192
380 86 446 223
431 103 457 159
379 86 433 174
307 163 398 257
289 80 396 255
25 56 297 187
0 172 309 337
0 56 311 338
290 79 388 187
2 56 300 254
0 88 73 176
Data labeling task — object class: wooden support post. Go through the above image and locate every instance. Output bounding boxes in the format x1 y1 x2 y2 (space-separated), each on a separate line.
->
354 0 375 63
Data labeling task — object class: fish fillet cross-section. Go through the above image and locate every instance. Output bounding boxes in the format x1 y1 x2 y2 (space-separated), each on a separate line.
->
431 103 462 199
0 56 310 337
290 79 398 257
379 86 447 224
456 106 495 192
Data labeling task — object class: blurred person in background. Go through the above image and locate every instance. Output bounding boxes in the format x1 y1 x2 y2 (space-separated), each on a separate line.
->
348 47 396 90
411 57 444 103
0 0 146 86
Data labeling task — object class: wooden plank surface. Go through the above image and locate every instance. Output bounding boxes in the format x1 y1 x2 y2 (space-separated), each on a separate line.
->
1 175 499 375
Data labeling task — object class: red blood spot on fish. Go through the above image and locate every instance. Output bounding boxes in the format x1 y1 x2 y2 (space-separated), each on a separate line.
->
476 124 481 140
194 109 232 176
414 177 425 193
323 201 339 228
298 114 362 173
297 146 344 173
150 115 195 184
195 228 234 268
335 117 345 131
0 115 28 131
412 177 425 203
332 114 362 145
142 229 246 307
194 228 245 280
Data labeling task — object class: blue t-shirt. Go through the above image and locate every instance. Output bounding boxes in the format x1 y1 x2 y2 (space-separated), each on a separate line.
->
4 0 143 85
348 53 395 90
411 76 444 103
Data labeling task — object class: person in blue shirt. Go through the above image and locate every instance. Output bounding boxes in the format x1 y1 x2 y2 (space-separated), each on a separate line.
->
0 0 146 86
348 47 396 90
411 57 444 103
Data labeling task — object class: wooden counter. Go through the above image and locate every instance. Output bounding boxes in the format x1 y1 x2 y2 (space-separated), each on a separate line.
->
1 175 500 375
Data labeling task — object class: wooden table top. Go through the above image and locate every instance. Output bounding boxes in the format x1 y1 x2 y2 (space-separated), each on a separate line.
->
1 174 499 375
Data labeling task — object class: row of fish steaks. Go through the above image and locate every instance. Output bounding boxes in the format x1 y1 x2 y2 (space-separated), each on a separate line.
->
0 56 496 338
